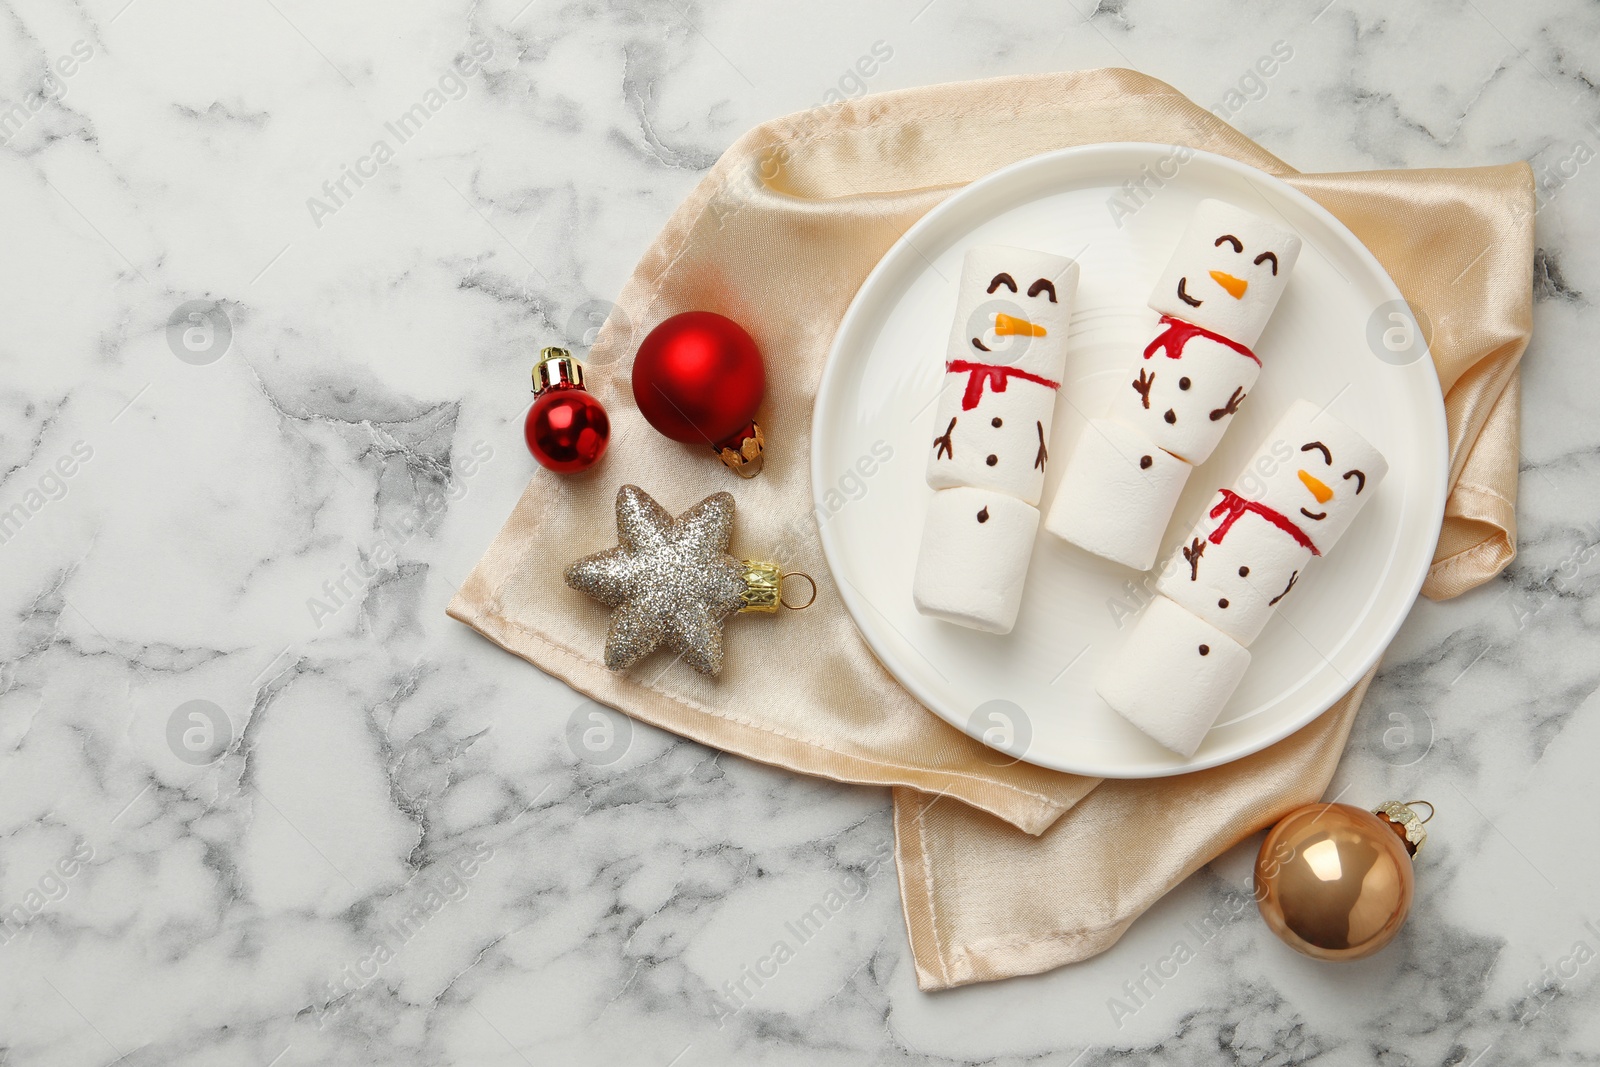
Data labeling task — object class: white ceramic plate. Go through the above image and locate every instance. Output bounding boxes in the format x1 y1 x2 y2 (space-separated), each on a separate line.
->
812 144 1447 779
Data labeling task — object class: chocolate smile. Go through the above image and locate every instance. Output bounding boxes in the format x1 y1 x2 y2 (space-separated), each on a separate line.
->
1177 277 1202 308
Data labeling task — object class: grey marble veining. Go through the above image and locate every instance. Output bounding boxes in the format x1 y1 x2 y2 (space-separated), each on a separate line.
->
1 0 1597 1063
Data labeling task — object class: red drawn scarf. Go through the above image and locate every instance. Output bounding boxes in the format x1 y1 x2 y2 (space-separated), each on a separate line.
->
1144 315 1260 365
944 360 1060 411
1208 489 1321 556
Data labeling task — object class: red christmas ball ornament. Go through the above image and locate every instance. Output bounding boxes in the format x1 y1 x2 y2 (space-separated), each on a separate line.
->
524 347 610 473
632 311 766 477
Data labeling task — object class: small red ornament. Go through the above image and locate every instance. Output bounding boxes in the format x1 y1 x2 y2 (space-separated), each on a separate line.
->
632 311 766 477
524 347 610 473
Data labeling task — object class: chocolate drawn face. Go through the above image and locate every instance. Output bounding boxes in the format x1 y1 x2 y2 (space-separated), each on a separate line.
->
967 267 1073 359
1293 440 1368 522
1149 199 1302 349
1175 233 1287 312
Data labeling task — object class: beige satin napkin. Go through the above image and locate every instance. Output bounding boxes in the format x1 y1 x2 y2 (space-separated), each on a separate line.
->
449 69 1532 988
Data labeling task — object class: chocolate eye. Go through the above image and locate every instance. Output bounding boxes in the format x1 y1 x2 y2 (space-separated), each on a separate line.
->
1179 377 1191 390
1214 235 1243 253
987 273 1018 294
1344 469 1366 493
1300 441 1332 465
1254 250 1279 275
1027 278 1057 303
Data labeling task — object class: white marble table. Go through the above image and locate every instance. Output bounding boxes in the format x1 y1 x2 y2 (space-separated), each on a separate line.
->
2 0 1596 1063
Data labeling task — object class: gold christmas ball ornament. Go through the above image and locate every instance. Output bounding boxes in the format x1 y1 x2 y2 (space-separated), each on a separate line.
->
1254 800 1433 961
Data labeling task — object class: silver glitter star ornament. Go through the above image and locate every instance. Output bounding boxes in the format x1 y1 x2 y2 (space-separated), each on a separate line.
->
564 485 814 676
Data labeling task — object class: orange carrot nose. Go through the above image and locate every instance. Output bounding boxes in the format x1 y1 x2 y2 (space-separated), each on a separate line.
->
1298 469 1333 503
994 313 1045 337
1210 270 1248 299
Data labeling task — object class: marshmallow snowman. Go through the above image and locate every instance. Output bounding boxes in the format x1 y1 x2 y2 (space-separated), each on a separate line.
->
914 245 1080 633
1046 200 1302 570
1157 400 1389 644
925 246 1080 506
1100 400 1388 757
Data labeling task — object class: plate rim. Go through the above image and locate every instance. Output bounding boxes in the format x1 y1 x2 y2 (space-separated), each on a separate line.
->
811 141 1448 779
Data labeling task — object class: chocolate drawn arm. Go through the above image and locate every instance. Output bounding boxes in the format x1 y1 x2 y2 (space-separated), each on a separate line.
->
1133 368 1155 410
933 417 956 460
1209 386 1246 422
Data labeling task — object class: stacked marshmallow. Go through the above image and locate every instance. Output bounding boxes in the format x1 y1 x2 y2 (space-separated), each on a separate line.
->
1098 400 1389 756
913 246 1080 634
1045 199 1303 570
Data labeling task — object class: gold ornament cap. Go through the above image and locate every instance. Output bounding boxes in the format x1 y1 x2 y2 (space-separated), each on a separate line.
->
717 422 765 479
736 559 816 614
532 346 585 395
1374 800 1433 856
738 559 781 613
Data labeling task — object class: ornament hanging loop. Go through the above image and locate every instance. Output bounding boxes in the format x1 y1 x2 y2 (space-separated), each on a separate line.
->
1403 800 1435 824
779 572 817 610
736 565 816 613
